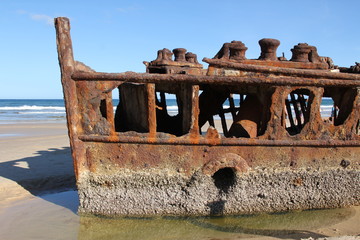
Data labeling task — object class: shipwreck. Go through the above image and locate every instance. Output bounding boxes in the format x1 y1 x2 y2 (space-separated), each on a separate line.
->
55 17 360 216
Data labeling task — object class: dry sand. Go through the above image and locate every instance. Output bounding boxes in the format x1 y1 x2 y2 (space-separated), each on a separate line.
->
0 122 359 239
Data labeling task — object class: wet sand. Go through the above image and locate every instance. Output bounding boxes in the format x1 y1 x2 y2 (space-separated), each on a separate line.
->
0 122 359 239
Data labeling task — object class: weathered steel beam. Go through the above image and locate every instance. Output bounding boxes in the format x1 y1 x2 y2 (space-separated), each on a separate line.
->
204 58 360 80
78 134 360 147
72 71 360 87
55 17 85 180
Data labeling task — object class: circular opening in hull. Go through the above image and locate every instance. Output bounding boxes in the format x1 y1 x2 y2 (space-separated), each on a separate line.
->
212 167 236 193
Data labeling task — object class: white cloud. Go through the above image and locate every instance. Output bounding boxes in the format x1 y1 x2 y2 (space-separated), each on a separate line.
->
16 10 53 26
16 9 27 15
30 14 53 26
116 6 141 13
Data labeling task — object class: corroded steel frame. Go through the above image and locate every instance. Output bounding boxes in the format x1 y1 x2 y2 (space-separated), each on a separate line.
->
55 17 360 216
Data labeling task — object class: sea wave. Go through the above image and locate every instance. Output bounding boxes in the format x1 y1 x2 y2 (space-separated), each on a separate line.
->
320 105 333 109
166 106 178 110
17 111 65 114
0 105 65 111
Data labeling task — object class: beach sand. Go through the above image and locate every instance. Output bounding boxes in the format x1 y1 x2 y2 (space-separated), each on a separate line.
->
0 122 359 239
0 122 74 209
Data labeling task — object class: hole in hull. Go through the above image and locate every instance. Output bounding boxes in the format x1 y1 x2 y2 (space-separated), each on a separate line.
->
212 167 236 194
100 99 107 119
284 89 313 136
322 87 357 126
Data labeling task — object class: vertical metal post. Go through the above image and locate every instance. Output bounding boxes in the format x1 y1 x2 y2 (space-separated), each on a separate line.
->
147 83 157 139
228 94 237 121
189 85 200 140
55 17 85 179
285 99 296 131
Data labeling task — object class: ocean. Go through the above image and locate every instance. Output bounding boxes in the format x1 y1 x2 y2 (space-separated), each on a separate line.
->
0 99 66 124
0 98 334 124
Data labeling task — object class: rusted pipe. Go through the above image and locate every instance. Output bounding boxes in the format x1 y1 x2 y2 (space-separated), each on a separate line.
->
290 93 302 127
72 71 360 87
203 58 360 80
285 99 296 130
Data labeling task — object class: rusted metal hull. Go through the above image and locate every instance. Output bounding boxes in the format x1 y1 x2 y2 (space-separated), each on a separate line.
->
77 141 359 216
55 17 360 216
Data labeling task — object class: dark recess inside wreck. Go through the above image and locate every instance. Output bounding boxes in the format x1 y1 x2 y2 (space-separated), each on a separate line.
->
55 17 360 216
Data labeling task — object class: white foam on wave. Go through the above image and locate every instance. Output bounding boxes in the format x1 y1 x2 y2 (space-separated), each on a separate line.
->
166 106 178 110
321 105 333 109
0 105 65 111
17 111 65 115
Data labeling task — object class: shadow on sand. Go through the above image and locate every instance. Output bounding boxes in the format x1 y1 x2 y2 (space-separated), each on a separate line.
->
0 147 77 212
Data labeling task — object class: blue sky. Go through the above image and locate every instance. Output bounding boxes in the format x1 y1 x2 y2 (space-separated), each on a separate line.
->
1 0 360 99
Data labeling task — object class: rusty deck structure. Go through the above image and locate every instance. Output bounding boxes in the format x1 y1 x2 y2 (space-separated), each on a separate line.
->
55 17 360 216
